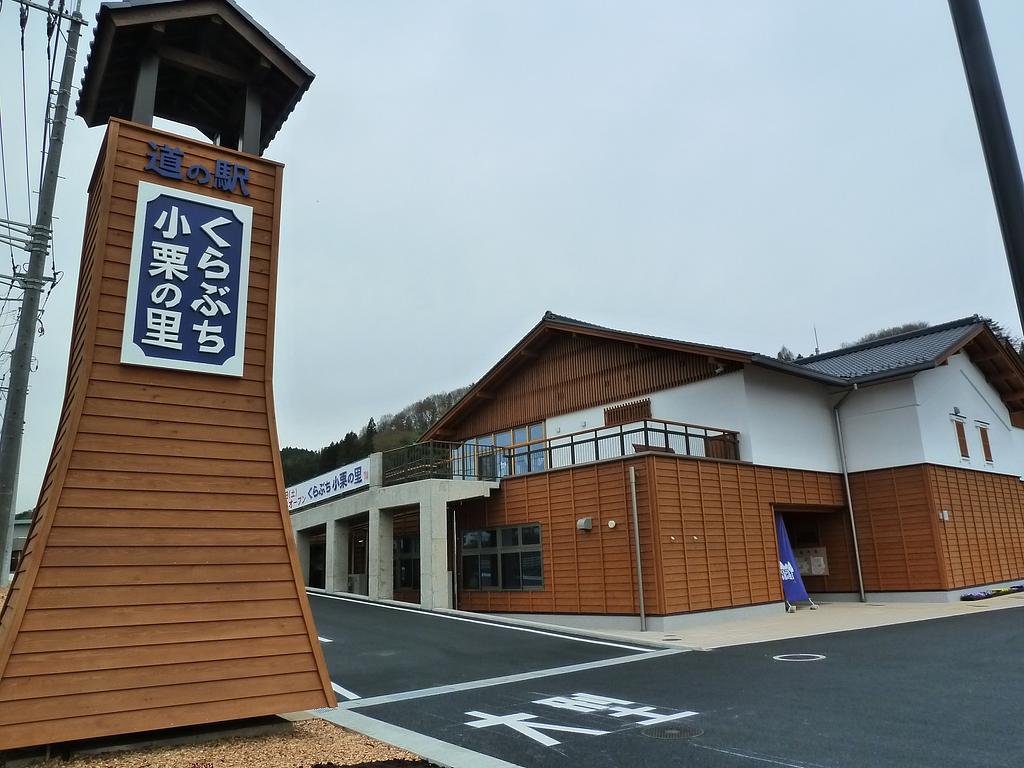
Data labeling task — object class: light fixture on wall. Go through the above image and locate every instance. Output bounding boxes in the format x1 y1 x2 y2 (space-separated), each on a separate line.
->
953 407 961 416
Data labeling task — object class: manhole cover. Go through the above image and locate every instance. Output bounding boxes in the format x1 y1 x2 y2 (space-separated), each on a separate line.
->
641 723 703 739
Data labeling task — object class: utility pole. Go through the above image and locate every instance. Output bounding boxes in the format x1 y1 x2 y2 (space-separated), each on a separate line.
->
0 0 85 583
948 0 1024 332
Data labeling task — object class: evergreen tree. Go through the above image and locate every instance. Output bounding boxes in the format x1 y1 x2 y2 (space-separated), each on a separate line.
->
361 418 378 455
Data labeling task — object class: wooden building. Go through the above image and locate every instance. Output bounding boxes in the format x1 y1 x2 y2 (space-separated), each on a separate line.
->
290 312 1024 629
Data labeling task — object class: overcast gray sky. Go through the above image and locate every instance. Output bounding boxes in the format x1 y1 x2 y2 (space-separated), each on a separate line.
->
2 0 1023 512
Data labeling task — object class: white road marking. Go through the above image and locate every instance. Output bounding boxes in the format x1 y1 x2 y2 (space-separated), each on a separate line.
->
320 709 525 768
308 591 652 653
692 743 830 767
318 636 333 643
771 653 826 662
465 711 608 747
331 681 360 701
341 648 684 710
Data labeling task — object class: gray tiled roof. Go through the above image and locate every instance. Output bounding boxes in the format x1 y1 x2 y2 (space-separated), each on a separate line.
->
794 318 982 380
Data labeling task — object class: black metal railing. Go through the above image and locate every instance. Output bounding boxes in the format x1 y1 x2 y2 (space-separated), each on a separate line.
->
382 441 512 486
382 420 740 486
544 419 740 468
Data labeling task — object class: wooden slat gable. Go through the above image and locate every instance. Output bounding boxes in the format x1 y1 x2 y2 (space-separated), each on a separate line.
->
426 319 746 441
0 120 333 751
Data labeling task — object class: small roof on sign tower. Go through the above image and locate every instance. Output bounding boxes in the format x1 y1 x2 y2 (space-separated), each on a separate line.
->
76 0 314 155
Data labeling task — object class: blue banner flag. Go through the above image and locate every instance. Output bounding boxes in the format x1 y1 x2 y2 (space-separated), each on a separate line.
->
775 514 809 604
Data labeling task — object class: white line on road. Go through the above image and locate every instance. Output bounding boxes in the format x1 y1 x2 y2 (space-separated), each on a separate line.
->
308 591 653 653
318 636 333 643
341 648 684 710
691 743 831 768
320 709 524 768
331 681 360 701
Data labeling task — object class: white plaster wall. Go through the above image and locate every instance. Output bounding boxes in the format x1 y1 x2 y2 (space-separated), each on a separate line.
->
837 378 925 473
545 371 751 462
914 352 1024 477
742 368 840 472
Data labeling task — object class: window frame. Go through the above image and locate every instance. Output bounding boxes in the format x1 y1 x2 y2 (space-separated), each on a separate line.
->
952 417 970 461
463 422 547 477
461 523 543 592
976 421 993 464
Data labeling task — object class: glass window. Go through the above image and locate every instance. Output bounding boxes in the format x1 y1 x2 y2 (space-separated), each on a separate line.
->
530 449 546 472
479 435 494 448
461 524 543 591
501 552 522 589
462 555 479 589
522 524 541 546
521 551 543 588
513 426 528 444
495 431 512 447
513 445 529 475
529 423 544 441
479 553 499 588
462 531 480 549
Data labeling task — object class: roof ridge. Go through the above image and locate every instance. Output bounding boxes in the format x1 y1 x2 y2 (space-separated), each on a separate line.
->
796 315 983 364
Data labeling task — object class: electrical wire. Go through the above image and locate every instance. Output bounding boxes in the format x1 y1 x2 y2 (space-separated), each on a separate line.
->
20 3 34 223
38 1 64 193
0 91 16 274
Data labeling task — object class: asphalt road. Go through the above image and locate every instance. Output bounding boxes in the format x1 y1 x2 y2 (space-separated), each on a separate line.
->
307 593 1024 768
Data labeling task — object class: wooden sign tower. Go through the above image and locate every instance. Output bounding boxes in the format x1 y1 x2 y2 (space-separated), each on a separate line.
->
0 0 335 750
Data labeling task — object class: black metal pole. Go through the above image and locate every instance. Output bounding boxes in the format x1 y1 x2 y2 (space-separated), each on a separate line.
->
949 0 1024 332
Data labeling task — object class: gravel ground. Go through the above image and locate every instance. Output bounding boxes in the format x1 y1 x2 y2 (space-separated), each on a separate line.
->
0 588 426 767
31 719 427 768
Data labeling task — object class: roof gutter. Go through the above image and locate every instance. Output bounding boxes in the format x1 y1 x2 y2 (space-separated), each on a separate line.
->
833 385 866 603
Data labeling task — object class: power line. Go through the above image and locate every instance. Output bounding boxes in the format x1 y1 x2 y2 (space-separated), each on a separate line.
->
38 1 64 193
19 2 34 222
0 90 16 274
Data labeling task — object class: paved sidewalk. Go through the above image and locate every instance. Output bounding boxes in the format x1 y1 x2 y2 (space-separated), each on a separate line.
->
605 592 1024 649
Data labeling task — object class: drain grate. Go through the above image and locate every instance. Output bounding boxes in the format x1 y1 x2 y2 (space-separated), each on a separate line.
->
641 723 703 740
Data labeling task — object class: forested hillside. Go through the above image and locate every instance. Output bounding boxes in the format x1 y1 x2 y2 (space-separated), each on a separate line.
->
280 386 470 485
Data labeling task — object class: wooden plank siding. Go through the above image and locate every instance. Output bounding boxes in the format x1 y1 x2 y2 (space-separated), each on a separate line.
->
446 333 734 439
847 466 947 591
456 454 846 617
0 120 333 751
927 465 1024 589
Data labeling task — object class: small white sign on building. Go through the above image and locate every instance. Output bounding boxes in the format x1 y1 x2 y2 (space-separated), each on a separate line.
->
287 458 371 511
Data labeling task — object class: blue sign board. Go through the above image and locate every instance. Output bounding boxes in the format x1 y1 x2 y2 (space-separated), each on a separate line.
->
122 181 253 377
775 513 810 604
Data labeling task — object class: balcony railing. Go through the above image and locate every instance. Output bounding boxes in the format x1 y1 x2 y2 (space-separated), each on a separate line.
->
382 441 510 486
382 419 740 486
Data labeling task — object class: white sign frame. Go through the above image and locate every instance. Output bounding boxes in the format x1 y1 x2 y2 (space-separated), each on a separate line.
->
121 180 253 377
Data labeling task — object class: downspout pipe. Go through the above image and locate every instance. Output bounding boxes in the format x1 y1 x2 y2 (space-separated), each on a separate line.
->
628 466 647 632
833 386 867 603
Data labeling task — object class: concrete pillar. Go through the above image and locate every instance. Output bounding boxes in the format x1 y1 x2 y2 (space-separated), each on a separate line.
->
419 488 451 610
366 452 384 486
294 527 313 587
368 507 393 601
327 519 350 593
